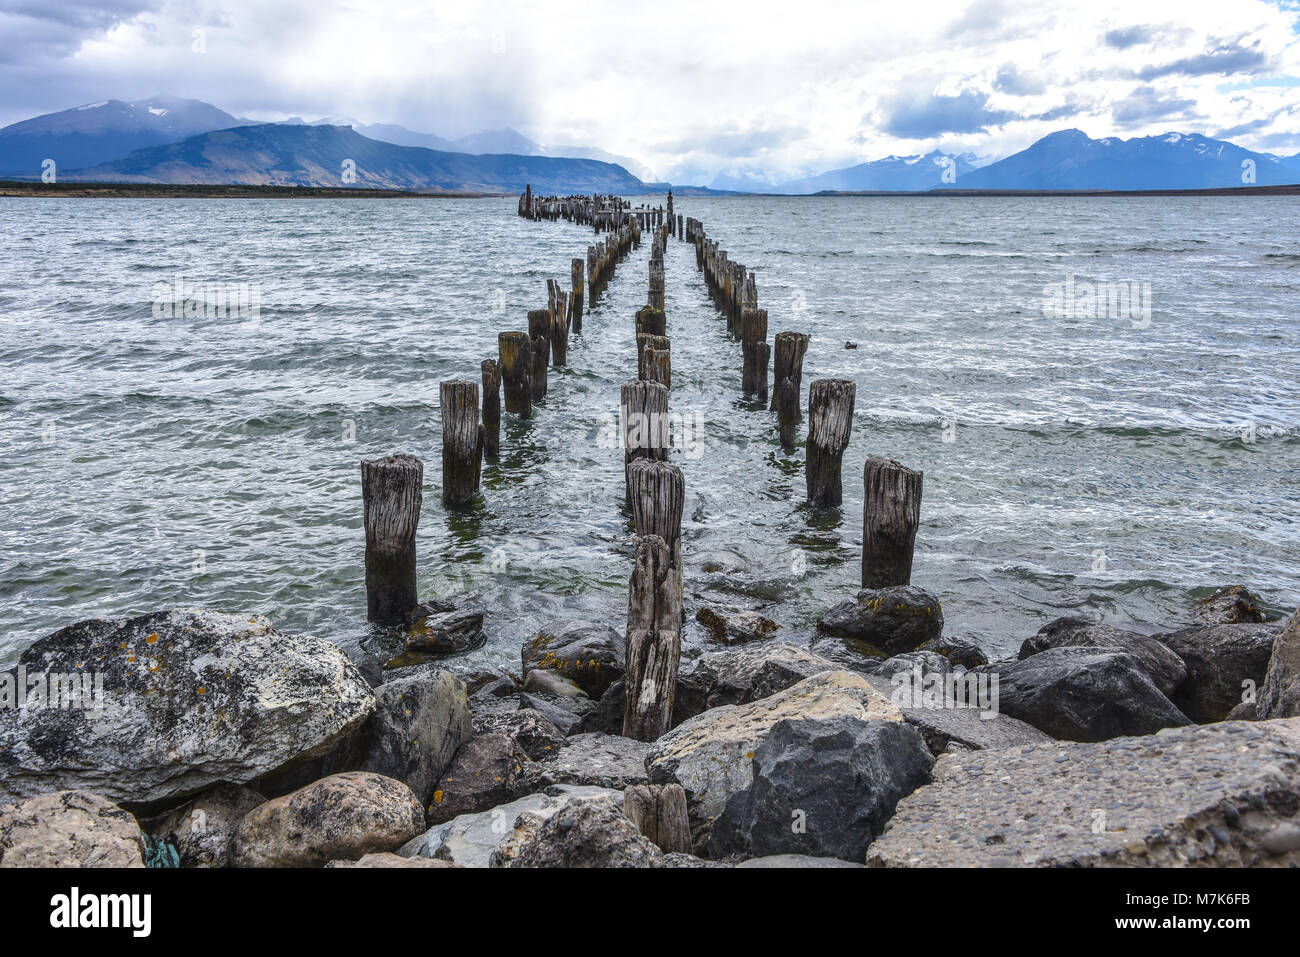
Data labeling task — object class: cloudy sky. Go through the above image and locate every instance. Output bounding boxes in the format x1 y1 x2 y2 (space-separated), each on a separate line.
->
2 0 1298 183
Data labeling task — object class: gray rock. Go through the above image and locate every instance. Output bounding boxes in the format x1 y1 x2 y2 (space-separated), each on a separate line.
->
522 620 625 699
1194 585 1269 625
646 671 903 848
472 708 566 760
573 673 709 735
402 597 486 654
917 635 988 669
1157 622 1280 722
872 651 953 681
500 800 665 868
807 634 887 675
710 715 933 861
689 643 839 708
0 790 145 868
867 717 1300 867
1258 608 1300 720
326 852 457 868
980 647 1190 742
523 668 588 698
323 670 471 807
147 783 265 867
515 733 650 793
518 692 598 735
0 610 374 806
427 733 529 825
1226 700 1258 721
816 585 944 654
695 606 780 645
862 674 1052 754
1020 617 1186 696
400 784 623 867
736 854 866 868
229 771 424 868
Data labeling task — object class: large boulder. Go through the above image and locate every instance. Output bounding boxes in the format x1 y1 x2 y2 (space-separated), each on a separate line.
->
816 586 943 655
230 771 424 868
689 643 839 708
327 852 456 868
400 784 623 867
1193 586 1269 625
518 692 598 735
472 708 566 760
868 717 1300 867
514 732 650 794
709 715 933 861
312 670 471 809
981 647 1190 742
917 635 988 669
426 733 529 825
1020 617 1186 696
1156 622 1280 722
646 671 902 848
146 783 266 867
0 791 145 868
1258 609 1300 720
502 800 666 868
0 610 374 806
522 621 625 699
402 596 486 654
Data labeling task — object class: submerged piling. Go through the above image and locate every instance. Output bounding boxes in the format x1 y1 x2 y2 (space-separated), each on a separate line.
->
805 379 856 506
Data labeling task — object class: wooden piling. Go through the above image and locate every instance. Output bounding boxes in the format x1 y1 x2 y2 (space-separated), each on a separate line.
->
624 784 691 853
623 458 684 742
637 333 671 389
440 381 482 508
772 331 809 449
548 285 569 367
498 331 532 418
636 305 666 337
805 379 856 507
361 453 423 623
740 307 769 401
862 457 923 588
481 358 501 460
571 257 584 332
621 380 669 505
528 308 551 400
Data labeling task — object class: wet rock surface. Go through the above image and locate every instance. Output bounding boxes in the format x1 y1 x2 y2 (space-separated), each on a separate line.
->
1156 622 1280 722
816 585 943 655
1020 616 1187 697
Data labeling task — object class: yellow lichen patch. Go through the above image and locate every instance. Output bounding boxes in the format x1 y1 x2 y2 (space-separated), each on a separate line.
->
433 790 444 804
197 687 207 695
146 633 159 644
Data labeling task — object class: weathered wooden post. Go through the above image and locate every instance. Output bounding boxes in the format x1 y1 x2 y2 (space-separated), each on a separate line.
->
362 453 423 623
549 289 569 367
740 307 769 401
862 457 923 588
624 784 691 853
528 308 551 400
623 458 684 742
806 379 856 506
637 333 671 389
621 380 669 506
481 358 501 460
498 331 532 418
525 184 532 218
571 257 584 333
772 332 809 449
649 260 665 311
440 380 482 508
636 305 666 337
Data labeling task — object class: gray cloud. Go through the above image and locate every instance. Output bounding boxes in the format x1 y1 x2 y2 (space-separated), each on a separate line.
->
994 64 1046 96
880 88 1016 138
1135 40 1272 80
1111 85 1199 127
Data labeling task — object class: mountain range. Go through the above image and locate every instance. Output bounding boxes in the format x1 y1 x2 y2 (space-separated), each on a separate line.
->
1 95 1297 193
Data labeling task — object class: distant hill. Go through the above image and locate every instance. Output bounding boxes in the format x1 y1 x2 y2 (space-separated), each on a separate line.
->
776 150 983 193
64 123 648 193
0 96 240 175
956 130 1300 190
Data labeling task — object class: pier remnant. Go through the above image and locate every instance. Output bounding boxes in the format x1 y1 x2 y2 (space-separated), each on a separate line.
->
862 457 923 588
362 453 423 623
772 331 810 449
481 358 501 460
440 380 483 508
741 307 770 401
498 331 532 418
806 379 856 506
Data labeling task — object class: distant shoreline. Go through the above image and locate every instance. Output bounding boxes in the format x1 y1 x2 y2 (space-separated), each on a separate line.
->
4 179 1299 199
0 181 504 199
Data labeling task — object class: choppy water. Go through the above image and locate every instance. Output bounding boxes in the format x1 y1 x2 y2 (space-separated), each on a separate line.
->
1 195 1297 672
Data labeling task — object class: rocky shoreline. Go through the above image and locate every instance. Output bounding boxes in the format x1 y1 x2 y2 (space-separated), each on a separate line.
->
2 584 1299 868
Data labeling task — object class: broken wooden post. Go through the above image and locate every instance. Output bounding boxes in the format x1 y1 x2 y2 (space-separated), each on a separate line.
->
637 333 671 389
498 331 532 419
624 784 691 853
649 260 665 312
440 380 482 508
481 358 501 460
740 307 769 401
621 380 669 506
636 305 666 337
549 288 569 367
362 453 423 623
805 379 856 506
623 458 685 742
862 457 923 588
528 308 551 400
772 331 809 449
571 257 584 333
